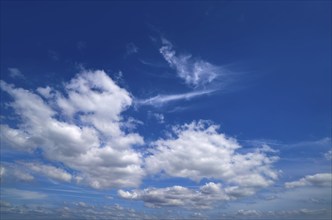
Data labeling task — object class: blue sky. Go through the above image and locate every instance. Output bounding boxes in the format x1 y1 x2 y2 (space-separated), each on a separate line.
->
0 1 331 219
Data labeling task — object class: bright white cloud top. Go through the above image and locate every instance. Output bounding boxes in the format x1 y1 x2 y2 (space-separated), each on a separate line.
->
0 70 278 195
146 121 278 188
1 70 144 189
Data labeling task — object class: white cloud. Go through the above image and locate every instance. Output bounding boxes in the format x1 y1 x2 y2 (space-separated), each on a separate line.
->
125 42 139 56
160 39 220 88
285 173 332 189
234 208 330 218
119 182 229 209
0 200 156 220
137 89 215 106
36 86 53 98
0 124 36 151
11 169 35 182
236 209 261 217
0 163 34 182
324 150 332 160
153 113 165 124
0 166 4 178
145 120 278 190
0 70 145 189
24 162 72 182
8 67 24 79
2 188 47 200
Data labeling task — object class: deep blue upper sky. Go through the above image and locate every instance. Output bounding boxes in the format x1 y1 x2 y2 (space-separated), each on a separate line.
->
0 1 331 219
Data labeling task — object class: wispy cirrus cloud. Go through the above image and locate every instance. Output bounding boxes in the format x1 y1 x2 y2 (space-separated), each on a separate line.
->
136 89 215 106
125 42 139 56
159 38 221 88
8 67 24 79
138 38 231 107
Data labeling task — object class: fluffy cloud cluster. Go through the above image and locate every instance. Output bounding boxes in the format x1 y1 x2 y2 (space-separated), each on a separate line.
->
119 182 229 209
0 70 144 189
160 39 220 88
145 121 279 189
118 180 278 209
285 173 332 189
118 121 279 209
1 69 278 201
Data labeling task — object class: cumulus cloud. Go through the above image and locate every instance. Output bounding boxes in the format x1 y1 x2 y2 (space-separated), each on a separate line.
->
160 39 220 88
285 173 332 189
24 162 72 182
0 70 145 189
118 182 229 209
0 163 34 182
119 121 279 209
153 113 165 124
8 67 24 79
145 120 279 190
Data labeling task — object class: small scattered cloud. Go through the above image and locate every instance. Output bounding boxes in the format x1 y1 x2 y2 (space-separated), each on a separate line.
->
8 68 24 79
48 50 59 61
0 166 4 178
324 150 332 160
153 113 165 123
36 86 54 98
125 42 139 57
76 41 87 51
285 173 332 189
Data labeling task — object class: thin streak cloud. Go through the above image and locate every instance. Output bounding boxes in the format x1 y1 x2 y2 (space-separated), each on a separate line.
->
136 89 216 106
